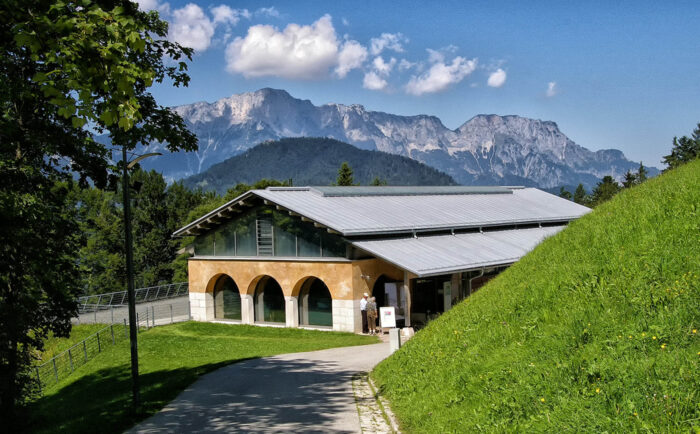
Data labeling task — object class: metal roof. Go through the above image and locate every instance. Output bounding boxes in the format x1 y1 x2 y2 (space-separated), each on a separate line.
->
351 225 566 277
173 186 590 238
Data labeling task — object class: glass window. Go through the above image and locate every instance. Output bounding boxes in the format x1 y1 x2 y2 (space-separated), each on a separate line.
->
215 220 237 256
234 212 257 256
301 279 333 327
254 277 286 323
321 231 346 257
213 276 241 320
194 230 214 256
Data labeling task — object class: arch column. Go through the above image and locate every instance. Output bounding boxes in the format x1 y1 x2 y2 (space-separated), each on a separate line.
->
332 299 356 332
241 293 254 324
285 296 299 328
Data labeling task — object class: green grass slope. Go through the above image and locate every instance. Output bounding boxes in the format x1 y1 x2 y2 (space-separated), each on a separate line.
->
28 322 376 433
373 160 700 432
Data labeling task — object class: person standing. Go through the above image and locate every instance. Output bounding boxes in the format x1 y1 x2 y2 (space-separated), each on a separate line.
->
360 293 369 333
367 296 378 335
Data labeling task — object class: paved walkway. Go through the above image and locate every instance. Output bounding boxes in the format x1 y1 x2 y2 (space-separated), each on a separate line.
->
130 341 393 433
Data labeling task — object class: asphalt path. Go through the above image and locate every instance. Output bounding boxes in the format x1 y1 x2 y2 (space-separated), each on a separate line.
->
129 342 391 433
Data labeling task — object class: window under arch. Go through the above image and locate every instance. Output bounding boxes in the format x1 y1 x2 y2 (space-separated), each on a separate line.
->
298 278 333 327
213 275 241 320
253 276 286 323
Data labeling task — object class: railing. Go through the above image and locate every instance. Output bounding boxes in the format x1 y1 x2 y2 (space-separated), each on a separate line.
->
36 299 191 393
77 282 188 313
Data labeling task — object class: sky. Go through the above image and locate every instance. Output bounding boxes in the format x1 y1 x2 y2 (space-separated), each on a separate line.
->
137 0 700 167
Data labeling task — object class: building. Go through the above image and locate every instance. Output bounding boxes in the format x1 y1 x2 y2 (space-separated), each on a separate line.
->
173 186 590 333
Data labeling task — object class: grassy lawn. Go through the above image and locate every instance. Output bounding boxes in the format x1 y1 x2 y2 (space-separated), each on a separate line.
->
36 324 106 361
373 160 700 432
27 322 377 433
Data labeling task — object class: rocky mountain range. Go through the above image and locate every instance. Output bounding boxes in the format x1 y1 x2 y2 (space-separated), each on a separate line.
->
139 88 657 189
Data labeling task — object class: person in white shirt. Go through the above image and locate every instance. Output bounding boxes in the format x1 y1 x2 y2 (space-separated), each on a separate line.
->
360 293 369 333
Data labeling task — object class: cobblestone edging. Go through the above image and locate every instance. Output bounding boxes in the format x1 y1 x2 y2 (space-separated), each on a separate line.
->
353 372 400 433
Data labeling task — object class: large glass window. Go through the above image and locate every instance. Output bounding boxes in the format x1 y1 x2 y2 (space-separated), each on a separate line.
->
254 276 286 323
193 206 346 258
213 275 241 320
299 278 333 327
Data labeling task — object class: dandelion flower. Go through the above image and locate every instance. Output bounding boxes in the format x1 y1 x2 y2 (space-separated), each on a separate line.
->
693 329 697 334
634 412 638 416
652 336 657 340
596 388 600 393
540 398 545 403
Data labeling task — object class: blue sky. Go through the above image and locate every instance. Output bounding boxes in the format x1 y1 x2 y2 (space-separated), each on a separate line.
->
137 0 700 167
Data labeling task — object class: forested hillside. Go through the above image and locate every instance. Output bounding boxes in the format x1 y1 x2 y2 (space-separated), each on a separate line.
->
183 137 457 194
373 160 700 432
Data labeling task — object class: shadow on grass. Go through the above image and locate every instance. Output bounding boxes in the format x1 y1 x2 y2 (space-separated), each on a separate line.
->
26 357 360 434
25 360 247 434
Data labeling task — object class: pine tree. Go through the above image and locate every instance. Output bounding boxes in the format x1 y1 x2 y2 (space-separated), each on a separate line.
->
637 162 648 184
371 176 387 186
622 171 637 188
559 186 573 200
573 184 588 205
662 123 700 171
336 162 355 186
591 176 621 207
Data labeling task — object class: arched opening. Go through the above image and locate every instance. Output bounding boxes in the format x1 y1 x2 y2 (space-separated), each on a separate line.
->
213 275 241 320
298 277 332 327
253 276 286 323
371 275 388 309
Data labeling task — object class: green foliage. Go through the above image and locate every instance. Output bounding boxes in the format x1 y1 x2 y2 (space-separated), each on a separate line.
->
371 176 388 186
28 322 377 433
1 0 197 420
558 186 572 200
590 175 621 207
336 161 355 186
573 183 589 206
373 160 700 432
184 138 457 194
662 123 700 171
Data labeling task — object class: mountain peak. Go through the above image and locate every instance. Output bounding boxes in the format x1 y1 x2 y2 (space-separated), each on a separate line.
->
155 89 657 189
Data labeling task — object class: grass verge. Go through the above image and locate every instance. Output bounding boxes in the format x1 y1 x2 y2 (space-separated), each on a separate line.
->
27 321 376 433
373 160 700 432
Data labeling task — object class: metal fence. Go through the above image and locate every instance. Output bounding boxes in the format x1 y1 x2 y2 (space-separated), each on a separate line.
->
36 299 190 393
77 282 188 313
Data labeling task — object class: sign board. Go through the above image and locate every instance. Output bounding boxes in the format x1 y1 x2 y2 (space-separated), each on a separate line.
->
379 306 396 328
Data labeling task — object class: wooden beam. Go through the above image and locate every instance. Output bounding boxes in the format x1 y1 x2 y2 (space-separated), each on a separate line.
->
327 228 341 235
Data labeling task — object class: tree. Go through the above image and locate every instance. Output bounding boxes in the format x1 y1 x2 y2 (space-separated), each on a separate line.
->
371 177 387 186
622 170 637 188
1 0 197 422
559 186 573 200
336 162 355 186
573 184 588 206
591 176 621 207
662 123 700 171
637 162 648 184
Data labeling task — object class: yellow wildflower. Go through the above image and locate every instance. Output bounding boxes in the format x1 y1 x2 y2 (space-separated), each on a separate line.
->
596 388 600 393
652 336 657 340
693 329 697 334
540 397 545 403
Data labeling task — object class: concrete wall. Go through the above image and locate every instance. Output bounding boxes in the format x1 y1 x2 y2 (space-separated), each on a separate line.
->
188 257 404 333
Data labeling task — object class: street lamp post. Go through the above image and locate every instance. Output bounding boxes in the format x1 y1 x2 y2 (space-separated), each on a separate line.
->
122 148 161 410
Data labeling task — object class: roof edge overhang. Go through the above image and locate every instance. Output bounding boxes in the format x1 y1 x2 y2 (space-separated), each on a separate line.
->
351 241 520 277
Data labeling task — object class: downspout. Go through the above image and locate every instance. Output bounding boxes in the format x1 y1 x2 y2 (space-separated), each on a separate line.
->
467 268 484 297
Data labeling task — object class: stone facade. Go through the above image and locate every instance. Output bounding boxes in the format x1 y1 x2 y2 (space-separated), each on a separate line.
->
188 257 405 333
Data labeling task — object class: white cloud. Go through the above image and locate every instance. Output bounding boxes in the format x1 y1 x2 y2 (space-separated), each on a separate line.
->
405 55 477 95
135 0 160 11
335 40 368 78
372 56 396 75
370 33 407 55
546 81 558 97
256 7 279 18
226 15 342 79
168 4 216 52
342 17 350 26
487 68 507 88
210 5 244 25
398 59 416 71
363 71 388 90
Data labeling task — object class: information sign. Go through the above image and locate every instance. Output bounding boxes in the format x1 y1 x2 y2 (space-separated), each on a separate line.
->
379 306 396 328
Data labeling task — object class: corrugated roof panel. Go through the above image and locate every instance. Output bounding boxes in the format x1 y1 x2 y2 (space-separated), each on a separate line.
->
351 226 565 276
255 188 589 236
